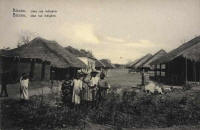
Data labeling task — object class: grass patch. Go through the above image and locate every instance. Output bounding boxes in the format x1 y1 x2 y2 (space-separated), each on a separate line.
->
2 88 200 130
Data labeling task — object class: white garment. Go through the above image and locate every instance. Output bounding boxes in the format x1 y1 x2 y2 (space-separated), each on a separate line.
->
145 81 163 94
145 82 155 93
90 76 99 86
72 79 83 104
20 78 29 100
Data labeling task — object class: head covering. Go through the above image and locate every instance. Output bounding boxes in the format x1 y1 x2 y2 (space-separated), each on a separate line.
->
91 70 99 74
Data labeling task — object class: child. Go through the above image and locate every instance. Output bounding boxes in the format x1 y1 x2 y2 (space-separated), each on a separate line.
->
97 72 110 103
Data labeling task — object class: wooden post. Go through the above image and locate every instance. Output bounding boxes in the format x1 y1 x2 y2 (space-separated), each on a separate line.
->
160 64 162 82
160 64 162 76
30 59 35 79
154 65 157 80
194 61 197 82
41 62 45 80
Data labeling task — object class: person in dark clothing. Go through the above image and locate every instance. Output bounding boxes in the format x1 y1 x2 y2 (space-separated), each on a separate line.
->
61 73 73 107
97 72 110 103
0 72 8 97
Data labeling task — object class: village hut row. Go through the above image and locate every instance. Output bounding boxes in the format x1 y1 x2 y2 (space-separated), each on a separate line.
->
127 53 153 72
151 36 200 85
65 46 115 74
127 50 167 72
0 37 113 83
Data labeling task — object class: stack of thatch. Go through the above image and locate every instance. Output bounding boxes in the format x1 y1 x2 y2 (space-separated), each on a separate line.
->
1 37 86 68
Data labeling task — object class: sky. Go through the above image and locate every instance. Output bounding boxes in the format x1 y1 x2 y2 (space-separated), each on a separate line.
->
0 0 200 64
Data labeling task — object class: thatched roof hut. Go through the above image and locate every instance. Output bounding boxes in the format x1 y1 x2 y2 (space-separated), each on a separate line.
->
132 53 152 69
126 58 140 68
151 36 200 65
2 37 86 68
95 60 105 68
65 46 104 69
100 59 115 69
143 49 167 68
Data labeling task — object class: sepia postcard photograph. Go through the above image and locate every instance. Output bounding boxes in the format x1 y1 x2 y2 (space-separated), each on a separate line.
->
0 0 200 129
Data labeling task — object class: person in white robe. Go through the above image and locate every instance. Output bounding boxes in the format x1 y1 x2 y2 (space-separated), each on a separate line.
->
20 73 29 101
72 73 83 105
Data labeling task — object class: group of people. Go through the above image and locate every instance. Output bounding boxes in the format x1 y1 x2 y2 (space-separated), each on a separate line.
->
61 70 111 108
1 70 111 107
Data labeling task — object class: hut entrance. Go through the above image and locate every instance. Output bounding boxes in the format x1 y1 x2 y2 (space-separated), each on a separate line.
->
29 61 35 79
41 63 45 80
50 67 78 80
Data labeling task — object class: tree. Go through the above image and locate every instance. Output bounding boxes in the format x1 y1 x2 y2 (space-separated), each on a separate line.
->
80 49 94 58
17 31 37 47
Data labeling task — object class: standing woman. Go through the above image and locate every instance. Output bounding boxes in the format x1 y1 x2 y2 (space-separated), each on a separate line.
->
72 72 83 109
20 73 30 101
82 72 93 107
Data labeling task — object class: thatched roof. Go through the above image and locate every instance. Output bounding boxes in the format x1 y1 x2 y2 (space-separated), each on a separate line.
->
152 36 200 64
132 53 152 69
126 58 140 68
143 49 167 67
182 42 200 62
100 59 115 69
65 46 84 57
1 37 86 68
65 46 95 59
65 46 104 68
95 60 105 68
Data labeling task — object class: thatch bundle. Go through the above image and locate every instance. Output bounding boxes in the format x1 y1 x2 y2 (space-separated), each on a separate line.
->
152 36 200 64
1 37 86 68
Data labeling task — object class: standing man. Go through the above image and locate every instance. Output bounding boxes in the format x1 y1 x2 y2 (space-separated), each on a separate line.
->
0 72 8 97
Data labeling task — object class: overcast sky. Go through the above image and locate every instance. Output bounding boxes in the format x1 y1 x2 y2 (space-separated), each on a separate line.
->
0 0 200 64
